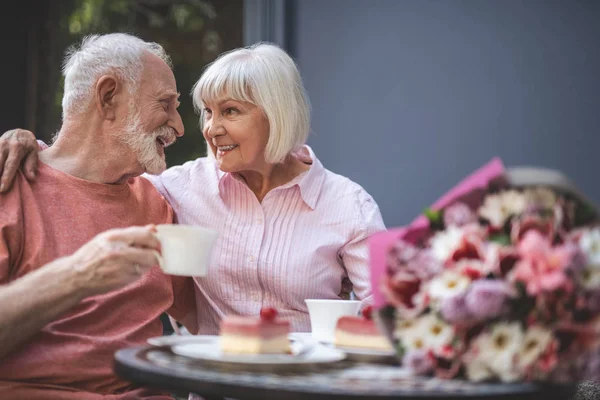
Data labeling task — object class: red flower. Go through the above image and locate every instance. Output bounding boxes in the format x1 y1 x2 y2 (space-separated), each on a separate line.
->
380 272 428 319
498 247 520 277
451 238 483 262
536 340 559 373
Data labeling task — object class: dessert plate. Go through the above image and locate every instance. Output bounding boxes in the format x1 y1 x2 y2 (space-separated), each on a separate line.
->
147 334 219 347
288 332 397 363
333 345 397 364
170 336 345 369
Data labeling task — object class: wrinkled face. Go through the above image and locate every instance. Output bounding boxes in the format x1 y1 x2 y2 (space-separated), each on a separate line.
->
202 97 270 173
119 53 184 174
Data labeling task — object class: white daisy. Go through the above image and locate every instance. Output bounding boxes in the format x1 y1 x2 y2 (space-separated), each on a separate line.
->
475 322 524 382
580 228 600 265
579 228 600 289
523 187 557 210
430 225 464 263
419 314 455 351
465 332 495 381
493 352 525 382
397 314 455 354
397 318 429 351
478 190 527 227
429 270 471 300
465 356 494 382
517 325 554 370
394 317 418 335
580 268 600 290
485 322 523 359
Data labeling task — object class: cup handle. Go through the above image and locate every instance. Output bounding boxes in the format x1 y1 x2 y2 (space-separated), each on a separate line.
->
153 250 165 271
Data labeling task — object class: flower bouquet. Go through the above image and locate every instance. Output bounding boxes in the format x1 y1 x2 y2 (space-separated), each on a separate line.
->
370 158 600 384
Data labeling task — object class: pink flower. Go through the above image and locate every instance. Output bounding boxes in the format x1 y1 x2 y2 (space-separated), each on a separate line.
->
443 202 477 228
440 294 472 324
588 290 600 313
465 280 513 321
581 348 600 382
511 213 555 244
387 240 420 272
387 240 441 280
512 231 574 295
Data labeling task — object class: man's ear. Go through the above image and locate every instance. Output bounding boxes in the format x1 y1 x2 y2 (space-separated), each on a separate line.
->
95 75 121 121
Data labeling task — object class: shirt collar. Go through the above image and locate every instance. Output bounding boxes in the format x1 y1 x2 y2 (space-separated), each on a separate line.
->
290 145 325 210
216 145 325 210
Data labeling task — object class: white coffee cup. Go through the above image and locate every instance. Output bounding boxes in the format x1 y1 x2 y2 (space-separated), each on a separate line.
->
153 224 218 276
305 299 361 343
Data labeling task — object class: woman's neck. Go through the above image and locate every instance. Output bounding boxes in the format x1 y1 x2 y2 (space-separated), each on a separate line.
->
237 153 310 203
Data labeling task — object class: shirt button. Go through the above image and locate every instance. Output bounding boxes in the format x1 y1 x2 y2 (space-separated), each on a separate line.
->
257 218 263 224
248 255 255 262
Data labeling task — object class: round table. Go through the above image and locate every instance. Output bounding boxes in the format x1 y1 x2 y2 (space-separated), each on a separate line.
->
114 346 575 400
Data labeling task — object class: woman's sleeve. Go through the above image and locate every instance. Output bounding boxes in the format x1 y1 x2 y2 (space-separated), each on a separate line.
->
339 189 386 303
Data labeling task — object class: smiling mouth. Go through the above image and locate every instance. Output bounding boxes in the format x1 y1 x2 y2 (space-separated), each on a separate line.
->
156 136 174 148
217 144 238 155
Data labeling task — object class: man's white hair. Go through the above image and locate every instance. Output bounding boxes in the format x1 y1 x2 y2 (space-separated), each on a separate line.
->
61 33 172 119
192 42 311 164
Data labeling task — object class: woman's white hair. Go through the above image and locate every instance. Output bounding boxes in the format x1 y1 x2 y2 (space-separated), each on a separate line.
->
61 33 172 119
192 42 311 164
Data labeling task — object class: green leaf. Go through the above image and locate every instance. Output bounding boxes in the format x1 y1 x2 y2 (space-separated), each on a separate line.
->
379 305 396 320
574 202 597 226
394 339 406 359
488 234 511 246
424 208 444 230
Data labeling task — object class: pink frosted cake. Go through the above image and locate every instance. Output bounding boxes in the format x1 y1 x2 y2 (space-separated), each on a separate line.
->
220 307 291 354
334 305 393 351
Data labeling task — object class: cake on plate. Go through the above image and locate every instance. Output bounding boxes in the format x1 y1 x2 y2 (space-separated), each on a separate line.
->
220 307 291 354
334 305 393 351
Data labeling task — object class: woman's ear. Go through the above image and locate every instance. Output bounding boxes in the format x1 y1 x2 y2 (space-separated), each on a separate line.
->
95 75 121 121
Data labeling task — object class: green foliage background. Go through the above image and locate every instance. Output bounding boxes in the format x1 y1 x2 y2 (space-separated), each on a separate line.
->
50 0 242 166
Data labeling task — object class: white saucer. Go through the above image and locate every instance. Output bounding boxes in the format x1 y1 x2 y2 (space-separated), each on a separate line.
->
335 345 395 356
288 332 396 363
147 334 219 347
170 336 345 367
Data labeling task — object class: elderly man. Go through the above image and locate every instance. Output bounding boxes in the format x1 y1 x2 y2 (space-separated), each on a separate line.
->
0 33 195 399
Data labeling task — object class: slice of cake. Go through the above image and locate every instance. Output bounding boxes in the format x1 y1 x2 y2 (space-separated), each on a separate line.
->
334 305 393 351
220 307 291 354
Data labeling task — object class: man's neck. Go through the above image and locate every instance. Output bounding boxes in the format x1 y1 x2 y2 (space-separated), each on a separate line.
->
40 120 143 185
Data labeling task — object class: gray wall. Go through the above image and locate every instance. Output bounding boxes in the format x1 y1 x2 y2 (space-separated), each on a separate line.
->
291 0 600 227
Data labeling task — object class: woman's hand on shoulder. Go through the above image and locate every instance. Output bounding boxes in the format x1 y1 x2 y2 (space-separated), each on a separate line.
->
0 129 39 192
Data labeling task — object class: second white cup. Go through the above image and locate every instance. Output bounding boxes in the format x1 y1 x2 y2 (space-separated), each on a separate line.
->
305 299 361 343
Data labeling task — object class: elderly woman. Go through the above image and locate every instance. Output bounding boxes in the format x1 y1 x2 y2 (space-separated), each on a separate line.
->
0 43 385 333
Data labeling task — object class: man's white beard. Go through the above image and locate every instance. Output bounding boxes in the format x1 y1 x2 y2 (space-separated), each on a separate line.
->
121 112 173 175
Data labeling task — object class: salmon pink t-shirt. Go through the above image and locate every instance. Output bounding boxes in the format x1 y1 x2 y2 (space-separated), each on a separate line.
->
0 162 195 399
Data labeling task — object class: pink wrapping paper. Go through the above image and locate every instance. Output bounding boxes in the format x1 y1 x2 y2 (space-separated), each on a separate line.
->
369 157 506 308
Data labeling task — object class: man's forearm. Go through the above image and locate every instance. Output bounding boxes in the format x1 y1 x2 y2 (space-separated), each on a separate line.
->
0 257 86 359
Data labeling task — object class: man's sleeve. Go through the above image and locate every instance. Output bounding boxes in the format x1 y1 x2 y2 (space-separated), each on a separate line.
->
0 183 24 284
